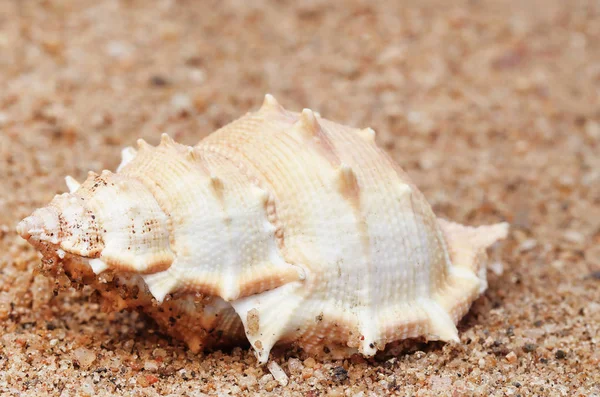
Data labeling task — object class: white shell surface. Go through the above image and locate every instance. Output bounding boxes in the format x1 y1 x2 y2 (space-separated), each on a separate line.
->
17 95 509 364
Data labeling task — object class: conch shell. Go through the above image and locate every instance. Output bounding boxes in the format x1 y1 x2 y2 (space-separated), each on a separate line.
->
17 95 508 363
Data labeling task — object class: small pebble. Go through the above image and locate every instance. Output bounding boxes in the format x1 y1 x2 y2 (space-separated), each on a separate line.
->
489 261 504 275
153 348 168 358
238 373 257 390
145 375 159 385
522 343 537 353
303 357 316 368
267 361 289 387
90 111 113 129
106 41 133 59
150 75 169 87
264 380 278 392
144 360 159 371
81 379 95 396
585 120 600 140
287 357 304 374
258 373 274 388
327 387 344 397
587 270 600 280
563 230 585 245
171 93 194 116
73 347 96 369
331 366 348 382
584 246 600 268
518 239 537 252
505 351 518 363
189 68 206 84
301 367 314 380
555 350 567 359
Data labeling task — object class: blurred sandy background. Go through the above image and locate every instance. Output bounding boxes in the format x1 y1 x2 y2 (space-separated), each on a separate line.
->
0 0 599 395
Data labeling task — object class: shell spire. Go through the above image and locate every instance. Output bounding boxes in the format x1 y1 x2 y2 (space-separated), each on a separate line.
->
17 95 509 365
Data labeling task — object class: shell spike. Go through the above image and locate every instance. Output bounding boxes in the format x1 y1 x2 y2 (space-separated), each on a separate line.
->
337 163 360 201
65 176 81 193
136 138 150 150
437 219 509 275
185 146 200 162
160 133 175 146
299 108 321 136
469 222 509 249
117 146 137 172
210 174 224 193
422 300 460 342
260 94 284 113
231 282 305 365
358 312 380 356
143 270 180 304
358 127 376 141
89 258 109 274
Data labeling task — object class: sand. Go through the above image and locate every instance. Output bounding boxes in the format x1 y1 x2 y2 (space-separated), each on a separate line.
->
0 0 599 395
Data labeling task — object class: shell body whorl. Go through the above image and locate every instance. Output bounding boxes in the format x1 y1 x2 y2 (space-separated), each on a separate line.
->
18 95 508 363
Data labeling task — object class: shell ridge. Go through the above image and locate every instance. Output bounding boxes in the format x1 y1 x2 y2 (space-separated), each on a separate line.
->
118 155 179 251
199 145 287 249
334 163 380 355
198 148 304 301
408 190 438 298
289 111 341 167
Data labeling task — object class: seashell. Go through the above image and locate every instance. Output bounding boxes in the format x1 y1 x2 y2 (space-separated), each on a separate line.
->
17 94 508 364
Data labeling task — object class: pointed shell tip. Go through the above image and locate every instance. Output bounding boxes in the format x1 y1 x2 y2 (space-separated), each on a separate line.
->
261 94 283 111
160 133 174 146
65 176 81 193
136 138 149 149
299 108 320 135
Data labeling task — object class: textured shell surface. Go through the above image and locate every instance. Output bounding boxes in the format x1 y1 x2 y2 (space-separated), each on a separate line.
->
17 95 508 364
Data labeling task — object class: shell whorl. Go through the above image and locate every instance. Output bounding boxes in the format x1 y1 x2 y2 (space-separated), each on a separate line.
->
113 134 304 303
17 94 509 364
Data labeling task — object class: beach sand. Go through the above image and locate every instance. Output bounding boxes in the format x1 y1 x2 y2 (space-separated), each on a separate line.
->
0 0 598 395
